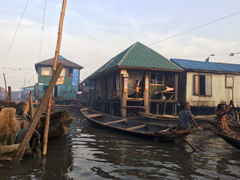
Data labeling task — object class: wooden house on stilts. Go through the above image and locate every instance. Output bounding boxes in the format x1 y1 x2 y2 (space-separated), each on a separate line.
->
86 42 183 117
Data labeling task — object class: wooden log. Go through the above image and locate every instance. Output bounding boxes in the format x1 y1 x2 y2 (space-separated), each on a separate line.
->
8 86 12 102
104 119 127 125
22 98 30 118
43 0 67 156
126 125 146 131
144 72 150 113
13 63 64 163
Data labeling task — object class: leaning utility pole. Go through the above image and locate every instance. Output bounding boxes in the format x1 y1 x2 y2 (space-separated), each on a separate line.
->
42 0 67 156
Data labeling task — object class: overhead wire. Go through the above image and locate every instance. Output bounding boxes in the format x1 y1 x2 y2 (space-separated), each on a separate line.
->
39 0 47 61
148 10 240 46
0 0 30 66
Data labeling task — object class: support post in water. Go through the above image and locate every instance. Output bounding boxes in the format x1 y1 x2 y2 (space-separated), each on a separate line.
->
8 86 12 102
42 0 67 156
13 63 64 163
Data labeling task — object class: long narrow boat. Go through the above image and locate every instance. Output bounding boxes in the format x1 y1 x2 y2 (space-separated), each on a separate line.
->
206 119 240 133
139 112 216 121
80 108 200 142
216 132 240 150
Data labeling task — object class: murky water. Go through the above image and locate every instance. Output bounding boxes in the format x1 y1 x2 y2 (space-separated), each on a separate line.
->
1 108 240 180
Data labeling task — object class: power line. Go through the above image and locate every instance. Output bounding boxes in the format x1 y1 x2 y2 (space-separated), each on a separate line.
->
0 0 30 66
149 10 240 46
39 0 47 61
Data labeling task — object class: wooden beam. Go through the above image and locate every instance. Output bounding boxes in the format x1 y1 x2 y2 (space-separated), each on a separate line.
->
87 113 103 118
104 119 127 125
23 98 30 118
126 124 146 131
13 63 64 163
144 72 150 113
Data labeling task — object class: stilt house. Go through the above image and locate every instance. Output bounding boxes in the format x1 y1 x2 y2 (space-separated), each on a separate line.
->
35 55 83 103
171 58 240 114
87 42 183 117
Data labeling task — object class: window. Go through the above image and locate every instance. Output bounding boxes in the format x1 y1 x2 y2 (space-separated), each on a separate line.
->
40 67 52 76
194 75 212 96
151 73 163 85
226 76 233 88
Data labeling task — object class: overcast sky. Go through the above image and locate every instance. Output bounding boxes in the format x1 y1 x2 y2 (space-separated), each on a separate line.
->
0 0 240 90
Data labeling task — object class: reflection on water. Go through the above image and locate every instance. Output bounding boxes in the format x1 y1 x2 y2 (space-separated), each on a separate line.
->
0 108 240 180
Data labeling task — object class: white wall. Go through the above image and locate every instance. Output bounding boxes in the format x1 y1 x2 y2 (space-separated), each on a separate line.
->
186 72 240 107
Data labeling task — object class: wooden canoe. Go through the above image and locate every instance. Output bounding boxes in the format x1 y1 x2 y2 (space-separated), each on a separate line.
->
80 108 200 142
139 112 216 121
37 110 75 138
206 119 240 133
216 132 240 150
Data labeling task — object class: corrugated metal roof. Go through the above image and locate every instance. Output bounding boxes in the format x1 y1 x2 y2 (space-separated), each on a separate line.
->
35 55 83 71
171 58 240 73
90 42 183 77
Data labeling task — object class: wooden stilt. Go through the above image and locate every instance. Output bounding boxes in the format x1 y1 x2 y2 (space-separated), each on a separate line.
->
121 75 128 118
144 72 150 113
156 103 159 115
42 0 67 156
8 86 12 102
13 64 64 163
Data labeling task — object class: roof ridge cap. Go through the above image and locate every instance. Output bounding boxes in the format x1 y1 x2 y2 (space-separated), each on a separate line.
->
117 43 137 66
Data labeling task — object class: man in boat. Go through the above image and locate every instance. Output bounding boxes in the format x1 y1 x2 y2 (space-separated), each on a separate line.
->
174 102 202 131
216 100 240 139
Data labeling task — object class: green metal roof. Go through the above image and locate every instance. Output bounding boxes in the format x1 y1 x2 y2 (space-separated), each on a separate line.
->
90 42 182 78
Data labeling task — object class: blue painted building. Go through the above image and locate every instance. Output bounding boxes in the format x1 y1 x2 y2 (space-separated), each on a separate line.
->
35 55 83 101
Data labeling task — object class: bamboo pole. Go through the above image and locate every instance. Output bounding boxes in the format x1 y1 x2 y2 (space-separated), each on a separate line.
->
42 0 67 156
3 73 7 101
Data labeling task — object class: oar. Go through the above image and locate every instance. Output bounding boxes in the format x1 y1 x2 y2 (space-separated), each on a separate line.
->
232 103 240 126
158 119 199 153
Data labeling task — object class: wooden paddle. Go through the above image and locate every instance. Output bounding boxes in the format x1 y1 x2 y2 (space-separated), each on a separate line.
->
158 119 199 153
232 103 240 126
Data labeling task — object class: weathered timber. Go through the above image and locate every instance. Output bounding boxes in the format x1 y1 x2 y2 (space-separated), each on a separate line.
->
87 113 103 118
8 86 12 102
29 92 34 120
126 124 146 131
13 63 64 163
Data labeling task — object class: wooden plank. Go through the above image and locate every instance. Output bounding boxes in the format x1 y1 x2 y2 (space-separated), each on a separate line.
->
104 119 127 125
13 63 64 163
126 124 146 131
87 113 103 118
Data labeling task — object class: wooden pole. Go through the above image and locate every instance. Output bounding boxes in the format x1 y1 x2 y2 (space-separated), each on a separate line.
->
3 73 7 101
29 92 34 120
13 64 64 163
8 86 12 102
42 0 67 156
144 72 150 113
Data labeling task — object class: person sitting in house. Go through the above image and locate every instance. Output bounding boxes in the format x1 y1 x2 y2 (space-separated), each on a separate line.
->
216 100 240 139
174 102 202 130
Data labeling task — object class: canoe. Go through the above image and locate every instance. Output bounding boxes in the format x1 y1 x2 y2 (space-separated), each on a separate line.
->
206 119 240 133
80 108 200 142
216 131 240 150
139 112 216 121
36 110 75 138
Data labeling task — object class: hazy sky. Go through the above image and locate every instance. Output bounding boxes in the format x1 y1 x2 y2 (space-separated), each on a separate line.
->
0 0 240 90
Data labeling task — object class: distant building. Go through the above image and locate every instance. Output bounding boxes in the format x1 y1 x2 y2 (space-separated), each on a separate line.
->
20 85 35 101
171 58 240 114
35 55 83 102
86 42 183 117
